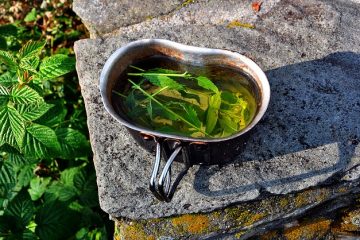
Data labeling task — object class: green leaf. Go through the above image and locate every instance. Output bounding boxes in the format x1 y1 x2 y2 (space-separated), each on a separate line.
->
17 102 53 121
0 50 17 71
10 85 43 105
169 102 201 128
35 100 67 127
0 72 18 88
35 200 80 240
28 177 51 201
0 36 7 50
219 115 238 134
144 75 184 90
19 40 45 60
4 190 34 228
61 167 81 187
0 143 21 154
221 91 238 104
0 84 9 106
19 56 40 73
205 92 222 134
7 153 32 171
0 161 16 199
195 76 219 93
44 183 77 202
22 123 61 159
0 24 18 36
0 105 26 148
24 8 37 22
36 54 75 81
55 128 90 159
74 171 99 208
17 164 35 188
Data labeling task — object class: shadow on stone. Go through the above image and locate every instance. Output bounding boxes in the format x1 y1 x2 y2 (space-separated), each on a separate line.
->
193 52 360 197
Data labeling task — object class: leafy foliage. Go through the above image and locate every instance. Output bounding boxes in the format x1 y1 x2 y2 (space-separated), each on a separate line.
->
0 38 110 239
116 66 254 138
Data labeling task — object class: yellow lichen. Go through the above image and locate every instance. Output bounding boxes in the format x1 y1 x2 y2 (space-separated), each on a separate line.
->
176 0 196 11
294 191 311 208
119 222 155 240
314 189 330 203
260 230 280 240
234 231 245 239
338 209 360 232
279 197 290 208
171 214 210 234
227 20 255 29
337 187 348 193
284 219 331 240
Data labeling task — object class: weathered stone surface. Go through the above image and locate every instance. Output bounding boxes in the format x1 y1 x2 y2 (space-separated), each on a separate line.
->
74 0 360 219
113 183 360 239
72 0 183 37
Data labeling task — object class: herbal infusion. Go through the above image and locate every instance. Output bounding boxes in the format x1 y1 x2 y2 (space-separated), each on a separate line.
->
113 63 257 138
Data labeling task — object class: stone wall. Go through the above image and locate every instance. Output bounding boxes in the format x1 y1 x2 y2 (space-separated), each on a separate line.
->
73 0 360 238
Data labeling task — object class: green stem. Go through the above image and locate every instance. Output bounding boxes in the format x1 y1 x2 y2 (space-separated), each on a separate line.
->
151 86 169 97
129 65 145 72
128 79 209 137
128 72 188 77
112 90 127 98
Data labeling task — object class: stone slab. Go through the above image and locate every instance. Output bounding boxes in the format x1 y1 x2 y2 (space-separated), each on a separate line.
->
73 0 183 37
74 0 360 219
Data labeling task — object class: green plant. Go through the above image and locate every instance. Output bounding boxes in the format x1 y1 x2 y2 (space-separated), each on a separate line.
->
0 40 108 239
114 66 255 138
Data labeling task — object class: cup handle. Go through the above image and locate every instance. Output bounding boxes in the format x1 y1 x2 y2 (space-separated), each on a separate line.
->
149 139 190 202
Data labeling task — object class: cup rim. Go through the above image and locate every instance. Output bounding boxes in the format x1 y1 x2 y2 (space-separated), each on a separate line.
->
100 39 270 143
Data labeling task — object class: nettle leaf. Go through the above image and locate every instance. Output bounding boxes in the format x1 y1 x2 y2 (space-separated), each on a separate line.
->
36 54 75 81
0 105 26 148
4 190 34 228
205 92 222 134
10 85 43 105
19 56 40 73
195 76 219 93
28 177 51 201
19 40 45 60
219 115 238 134
144 75 184 90
0 50 17 71
35 200 80 240
55 128 90 159
169 102 201 128
22 123 61 159
0 72 18 88
17 102 53 121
